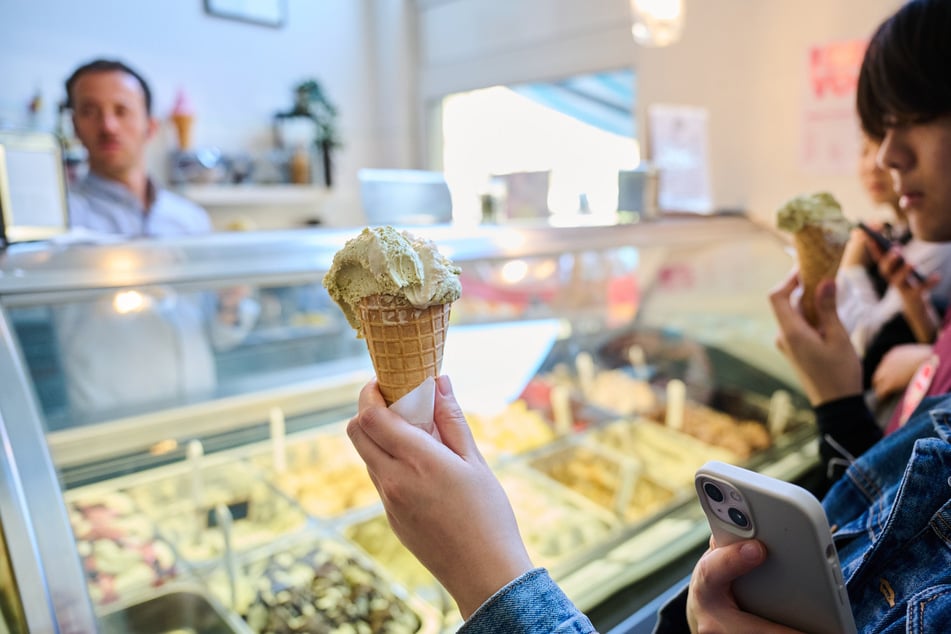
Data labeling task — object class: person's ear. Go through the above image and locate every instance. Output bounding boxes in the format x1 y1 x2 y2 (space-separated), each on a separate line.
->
146 116 159 141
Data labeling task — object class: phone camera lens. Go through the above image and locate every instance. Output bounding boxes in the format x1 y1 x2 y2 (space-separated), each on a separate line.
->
728 507 750 528
703 482 724 502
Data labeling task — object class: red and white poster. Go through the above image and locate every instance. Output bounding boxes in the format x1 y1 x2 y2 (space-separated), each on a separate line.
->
800 39 867 173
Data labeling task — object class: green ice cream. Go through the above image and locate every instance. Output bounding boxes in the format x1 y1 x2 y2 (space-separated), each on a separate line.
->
323 226 462 337
776 192 852 242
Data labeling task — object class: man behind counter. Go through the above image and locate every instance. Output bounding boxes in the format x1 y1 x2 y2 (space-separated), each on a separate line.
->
50 59 258 421
65 58 210 236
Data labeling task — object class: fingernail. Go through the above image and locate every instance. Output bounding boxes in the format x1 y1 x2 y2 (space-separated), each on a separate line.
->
740 542 761 561
436 375 454 396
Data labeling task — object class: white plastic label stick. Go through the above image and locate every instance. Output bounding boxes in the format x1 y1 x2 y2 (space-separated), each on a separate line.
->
550 385 574 437
575 352 596 398
767 390 792 437
614 458 640 517
214 503 238 611
187 439 205 543
666 379 686 430
269 406 287 474
628 345 646 370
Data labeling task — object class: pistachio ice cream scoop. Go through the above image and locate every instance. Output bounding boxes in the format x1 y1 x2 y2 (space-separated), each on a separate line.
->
776 192 851 326
323 226 462 404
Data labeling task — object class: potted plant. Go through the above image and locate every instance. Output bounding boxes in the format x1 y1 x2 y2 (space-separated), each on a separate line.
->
275 79 341 187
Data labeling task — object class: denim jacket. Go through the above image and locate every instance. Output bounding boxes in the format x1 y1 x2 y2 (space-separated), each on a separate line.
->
460 568 596 633
463 395 951 633
819 394 951 632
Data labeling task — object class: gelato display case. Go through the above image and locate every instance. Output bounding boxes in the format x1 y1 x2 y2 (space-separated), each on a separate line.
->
0 216 820 633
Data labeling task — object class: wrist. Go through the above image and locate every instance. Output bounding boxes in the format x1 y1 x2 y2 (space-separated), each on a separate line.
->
452 554 534 619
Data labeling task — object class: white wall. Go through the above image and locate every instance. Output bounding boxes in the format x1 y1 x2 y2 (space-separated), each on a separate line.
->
417 0 903 226
0 0 419 227
0 0 908 229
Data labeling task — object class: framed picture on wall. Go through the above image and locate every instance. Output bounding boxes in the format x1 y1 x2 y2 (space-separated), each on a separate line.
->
204 0 286 28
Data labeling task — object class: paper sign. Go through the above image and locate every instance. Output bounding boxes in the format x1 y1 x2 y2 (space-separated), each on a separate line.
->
647 104 713 214
800 39 867 173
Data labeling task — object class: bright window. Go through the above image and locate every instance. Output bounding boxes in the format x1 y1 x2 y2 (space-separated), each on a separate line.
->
441 70 639 224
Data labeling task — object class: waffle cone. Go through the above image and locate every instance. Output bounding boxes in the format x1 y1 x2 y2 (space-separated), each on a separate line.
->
358 294 451 405
794 225 845 326
171 114 194 150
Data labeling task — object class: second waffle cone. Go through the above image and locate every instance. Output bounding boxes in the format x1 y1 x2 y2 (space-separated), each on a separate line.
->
795 224 845 327
358 294 450 405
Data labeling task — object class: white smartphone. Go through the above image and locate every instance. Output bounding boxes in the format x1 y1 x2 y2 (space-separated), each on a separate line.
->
695 461 856 634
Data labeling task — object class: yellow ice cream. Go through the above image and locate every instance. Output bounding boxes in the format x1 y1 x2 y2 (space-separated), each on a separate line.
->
776 192 851 242
323 226 462 337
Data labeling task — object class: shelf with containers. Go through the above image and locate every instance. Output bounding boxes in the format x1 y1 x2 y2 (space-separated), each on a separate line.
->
0 215 814 634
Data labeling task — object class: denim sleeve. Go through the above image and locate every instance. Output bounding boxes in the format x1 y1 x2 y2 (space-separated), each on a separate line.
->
459 568 596 634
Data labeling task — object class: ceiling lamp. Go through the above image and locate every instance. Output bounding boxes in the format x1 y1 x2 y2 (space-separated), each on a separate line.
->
629 0 685 47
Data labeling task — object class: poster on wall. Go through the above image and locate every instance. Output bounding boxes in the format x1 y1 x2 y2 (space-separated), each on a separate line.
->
647 104 713 214
800 38 867 173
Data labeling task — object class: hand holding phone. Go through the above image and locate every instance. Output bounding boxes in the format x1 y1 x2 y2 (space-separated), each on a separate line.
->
695 461 856 634
857 221 926 283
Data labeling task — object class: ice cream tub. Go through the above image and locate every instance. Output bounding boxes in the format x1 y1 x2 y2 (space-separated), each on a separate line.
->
493 465 621 574
65 487 181 607
247 423 382 523
342 512 452 619
97 582 253 634
588 418 737 491
528 440 678 524
124 459 310 567
199 530 441 634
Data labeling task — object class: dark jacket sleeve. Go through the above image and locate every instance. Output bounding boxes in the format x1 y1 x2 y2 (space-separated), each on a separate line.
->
652 585 689 633
814 394 883 487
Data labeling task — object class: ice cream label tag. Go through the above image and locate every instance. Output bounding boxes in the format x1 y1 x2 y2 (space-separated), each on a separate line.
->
895 353 939 432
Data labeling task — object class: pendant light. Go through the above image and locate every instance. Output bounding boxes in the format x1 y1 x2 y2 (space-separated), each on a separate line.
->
629 0 685 47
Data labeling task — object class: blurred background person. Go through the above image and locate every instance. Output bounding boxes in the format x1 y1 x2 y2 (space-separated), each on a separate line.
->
836 131 951 423
49 59 257 425
65 58 210 236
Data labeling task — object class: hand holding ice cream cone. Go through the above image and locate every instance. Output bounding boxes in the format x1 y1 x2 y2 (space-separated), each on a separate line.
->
776 192 851 327
323 226 462 406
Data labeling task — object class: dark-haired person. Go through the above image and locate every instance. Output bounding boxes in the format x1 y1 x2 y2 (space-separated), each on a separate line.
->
681 0 951 630
837 131 951 427
344 1 951 632
54 62 257 418
65 59 210 236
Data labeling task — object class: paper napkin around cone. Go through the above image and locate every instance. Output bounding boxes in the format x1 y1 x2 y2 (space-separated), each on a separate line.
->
389 377 439 438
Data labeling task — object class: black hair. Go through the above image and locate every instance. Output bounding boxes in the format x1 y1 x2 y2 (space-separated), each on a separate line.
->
65 59 153 115
857 0 951 140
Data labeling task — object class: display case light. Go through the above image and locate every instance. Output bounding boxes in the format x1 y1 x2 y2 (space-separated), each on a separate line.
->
113 289 149 314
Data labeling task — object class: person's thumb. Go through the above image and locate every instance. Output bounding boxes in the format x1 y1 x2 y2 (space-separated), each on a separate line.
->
433 375 481 458
815 279 846 336
700 541 767 591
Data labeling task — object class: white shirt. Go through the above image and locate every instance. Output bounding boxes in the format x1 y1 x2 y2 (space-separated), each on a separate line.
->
55 173 257 422
67 172 211 236
837 238 951 354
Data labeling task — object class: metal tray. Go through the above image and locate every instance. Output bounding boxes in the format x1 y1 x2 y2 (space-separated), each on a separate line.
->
245 423 383 523
198 530 441 634
98 583 252 634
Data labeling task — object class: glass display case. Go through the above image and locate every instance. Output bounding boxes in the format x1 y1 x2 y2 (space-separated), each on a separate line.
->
0 216 819 633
